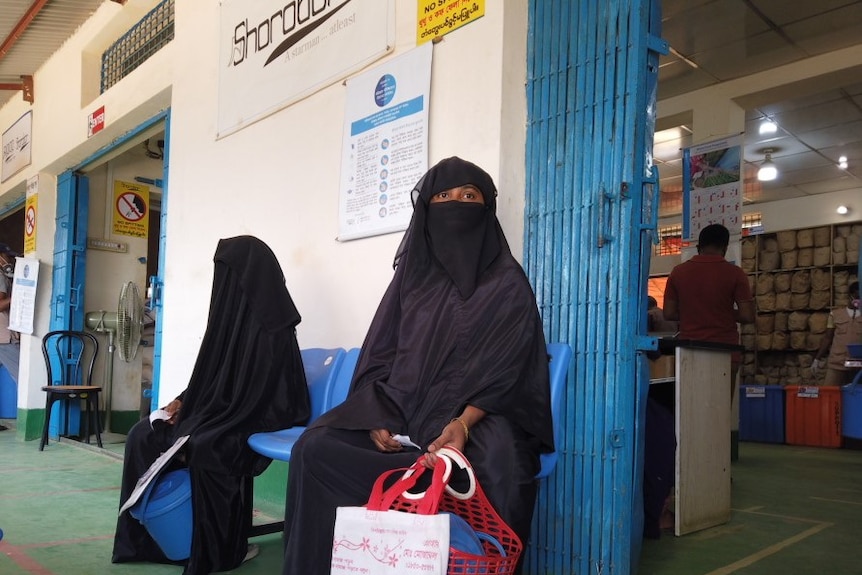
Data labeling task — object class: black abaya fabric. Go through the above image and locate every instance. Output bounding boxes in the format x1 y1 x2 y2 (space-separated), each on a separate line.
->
112 235 310 574
282 157 552 575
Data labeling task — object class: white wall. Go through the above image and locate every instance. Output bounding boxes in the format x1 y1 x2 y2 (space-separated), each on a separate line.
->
0 0 529 409
152 1 528 404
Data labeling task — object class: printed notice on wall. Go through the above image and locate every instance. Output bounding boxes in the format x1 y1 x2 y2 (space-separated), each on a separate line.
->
417 0 484 44
9 257 39 334
2 111 32 183
682 134 743 241
112 180 150 238
337 42 432 241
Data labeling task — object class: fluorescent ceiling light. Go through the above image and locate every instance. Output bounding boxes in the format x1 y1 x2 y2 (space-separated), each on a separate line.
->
759 121 777 135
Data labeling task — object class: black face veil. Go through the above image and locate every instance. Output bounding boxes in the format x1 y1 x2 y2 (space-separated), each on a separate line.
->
393 156 505 298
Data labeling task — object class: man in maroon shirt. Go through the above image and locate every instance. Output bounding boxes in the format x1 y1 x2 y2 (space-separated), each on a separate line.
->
663 224 755 399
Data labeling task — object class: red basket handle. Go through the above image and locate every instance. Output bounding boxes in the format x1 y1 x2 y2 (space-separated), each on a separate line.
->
366 455 447 514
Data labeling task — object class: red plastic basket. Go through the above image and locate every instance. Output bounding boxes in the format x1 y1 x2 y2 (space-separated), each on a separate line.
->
368 447 522 574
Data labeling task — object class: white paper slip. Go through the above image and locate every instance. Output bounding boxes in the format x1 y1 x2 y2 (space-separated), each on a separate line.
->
391 434 422 450
149 409 172 429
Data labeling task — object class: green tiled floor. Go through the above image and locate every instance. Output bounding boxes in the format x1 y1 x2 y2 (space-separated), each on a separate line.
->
2 420 862 574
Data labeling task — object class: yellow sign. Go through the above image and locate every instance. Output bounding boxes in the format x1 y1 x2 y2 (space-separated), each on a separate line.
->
24 175 38 254
417 0 484 45
112 180 150 238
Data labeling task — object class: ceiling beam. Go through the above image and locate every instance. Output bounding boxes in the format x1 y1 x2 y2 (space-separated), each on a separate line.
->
0 75 34 103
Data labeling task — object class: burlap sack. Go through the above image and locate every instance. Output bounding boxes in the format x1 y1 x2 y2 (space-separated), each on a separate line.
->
741 258 756 273
785 376 802 386
757 293 776 311
795 229 813 248
783 355 799 367
742 363 756 376
834 236 846 252
754 374 767 385
806 333 823 350
774 312 788 332
811 269 830 291
853 225 862 236
847 233 859 252
748 275 756 292
744 352 756 365
768 375 781 385
834 251 846 264
797 248 813 267
791 271 810 293
741 334 756 350
777 230 796 252
774 273 791 292
808 290 830 310
848 250 859 264
813 246 831 266
790 331 808 350
756 334 772 350
764 237 779 252
741 239 756 259
834 284 849 296
756 273 774 295
775 291 791 310
772 332 788 350
837 225 851 238
740 322 756 335
790 292 809 310
756 314 774 333
834 270 849 287
814 227 831 247
780 250 798 269
799 354 814 367
808 312 829 334
835 293 850 308
759 250 779 271
788 311 810 331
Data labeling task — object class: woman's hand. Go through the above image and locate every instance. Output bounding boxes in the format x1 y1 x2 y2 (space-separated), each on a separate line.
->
370 429 403 453
422 420 467 469
162 399 182 424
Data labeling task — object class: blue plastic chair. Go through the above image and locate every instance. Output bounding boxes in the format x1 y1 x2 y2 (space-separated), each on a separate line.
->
328 347 360 409
537 343 574 479
247 348 345 461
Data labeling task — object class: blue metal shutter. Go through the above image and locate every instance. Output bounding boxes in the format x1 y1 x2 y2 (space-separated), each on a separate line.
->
524 1 665 573
48 171 90 437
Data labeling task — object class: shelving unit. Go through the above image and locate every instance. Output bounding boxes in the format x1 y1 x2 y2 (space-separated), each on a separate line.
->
740 222 860 386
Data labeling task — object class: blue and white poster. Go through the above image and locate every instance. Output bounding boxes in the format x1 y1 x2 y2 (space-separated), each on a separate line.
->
338 42 433 241
681 134 743 241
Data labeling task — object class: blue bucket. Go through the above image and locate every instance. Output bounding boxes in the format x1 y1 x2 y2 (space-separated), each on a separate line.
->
0 365 16 419
129 469 192 560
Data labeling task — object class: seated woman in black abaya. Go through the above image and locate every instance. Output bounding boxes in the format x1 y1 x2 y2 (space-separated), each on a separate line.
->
281 157 554 575
112 235 310 575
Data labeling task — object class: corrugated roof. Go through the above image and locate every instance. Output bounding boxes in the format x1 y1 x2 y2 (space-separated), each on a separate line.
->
0 0 106 106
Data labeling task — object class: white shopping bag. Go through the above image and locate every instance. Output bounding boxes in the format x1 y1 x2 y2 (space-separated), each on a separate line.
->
330 506 449 574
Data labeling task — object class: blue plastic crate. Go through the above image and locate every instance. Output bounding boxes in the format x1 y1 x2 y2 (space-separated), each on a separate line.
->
739 385 785 444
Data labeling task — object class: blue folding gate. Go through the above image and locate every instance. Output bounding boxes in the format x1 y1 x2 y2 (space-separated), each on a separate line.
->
523 1 665 573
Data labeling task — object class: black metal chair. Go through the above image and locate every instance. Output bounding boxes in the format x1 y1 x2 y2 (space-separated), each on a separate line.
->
40 330 103 451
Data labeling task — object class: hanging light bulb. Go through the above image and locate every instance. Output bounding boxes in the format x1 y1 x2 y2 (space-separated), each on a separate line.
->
757 150 777 182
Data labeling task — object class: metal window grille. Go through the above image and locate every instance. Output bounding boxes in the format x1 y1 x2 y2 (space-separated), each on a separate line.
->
654 224 683 256
101 0 174 93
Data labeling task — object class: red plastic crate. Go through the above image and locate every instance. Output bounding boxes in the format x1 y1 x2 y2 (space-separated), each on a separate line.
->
785 386 842 448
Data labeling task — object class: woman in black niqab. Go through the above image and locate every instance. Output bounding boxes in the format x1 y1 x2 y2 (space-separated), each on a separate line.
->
281 157 552 575
112 235 310 575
